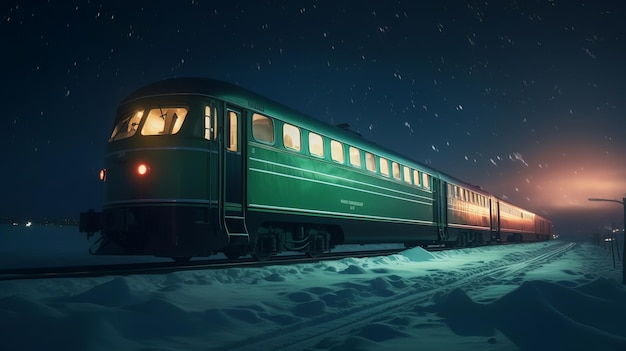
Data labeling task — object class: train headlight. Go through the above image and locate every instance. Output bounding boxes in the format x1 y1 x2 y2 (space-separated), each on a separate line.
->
99 168 106 181
137 163 149 176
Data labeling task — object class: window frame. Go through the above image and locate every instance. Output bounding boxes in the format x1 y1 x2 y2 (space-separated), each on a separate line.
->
226 110 239 152
331 140 344 164
349 146 361 168
422 173 430 190
282 123 301 151
379 157 390 177
365 152 376 172
308 132 324 158
392 162 401 180
403 166 412 184
251 113 275 144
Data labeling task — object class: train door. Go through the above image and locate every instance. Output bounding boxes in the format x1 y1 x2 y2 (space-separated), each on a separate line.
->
490 198 500 242
222 107 249 243
433 177 448 241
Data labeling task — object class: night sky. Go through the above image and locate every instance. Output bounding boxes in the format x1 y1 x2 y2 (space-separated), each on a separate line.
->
2 1 625 236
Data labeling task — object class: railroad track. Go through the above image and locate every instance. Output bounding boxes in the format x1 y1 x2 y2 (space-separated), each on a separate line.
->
217 241 576 351
0 248 403 281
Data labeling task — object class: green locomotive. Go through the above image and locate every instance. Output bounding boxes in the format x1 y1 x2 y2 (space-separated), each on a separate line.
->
79 78 552 261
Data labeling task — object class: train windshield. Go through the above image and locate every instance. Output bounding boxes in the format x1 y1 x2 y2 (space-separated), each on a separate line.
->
109 107 188 142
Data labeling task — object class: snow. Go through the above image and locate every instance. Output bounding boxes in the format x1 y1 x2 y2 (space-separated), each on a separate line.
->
1 224 625 351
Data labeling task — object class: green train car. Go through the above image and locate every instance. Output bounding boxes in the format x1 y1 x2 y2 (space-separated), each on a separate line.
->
79 78 552 261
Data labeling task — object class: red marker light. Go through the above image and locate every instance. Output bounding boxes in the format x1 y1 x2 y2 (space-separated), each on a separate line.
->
99 169 106 181
137 163 149 176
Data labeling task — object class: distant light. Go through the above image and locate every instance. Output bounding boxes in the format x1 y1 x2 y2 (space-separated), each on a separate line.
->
137 163 149 176
99 168 106 181
25 221 32 227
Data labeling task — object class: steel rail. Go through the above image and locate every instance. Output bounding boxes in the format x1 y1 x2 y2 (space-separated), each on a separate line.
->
0 249 404 281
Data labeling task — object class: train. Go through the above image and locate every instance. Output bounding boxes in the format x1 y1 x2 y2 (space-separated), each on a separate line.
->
79 78 553 261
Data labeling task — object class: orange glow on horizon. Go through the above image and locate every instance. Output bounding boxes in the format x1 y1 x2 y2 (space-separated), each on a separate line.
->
484 142 626 215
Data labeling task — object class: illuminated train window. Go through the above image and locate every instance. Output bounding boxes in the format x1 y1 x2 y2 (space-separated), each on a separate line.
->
204 105 217 140
413 170 420 186
422 173 430 190
392 162 401 180
109 110 144 142
283 123 301 151
403 166 411 184
141 107 188 136
365 152 376 172
379 157 389 177
227 111 238 152
331 140 344 163
252 113 274 143
349 147 361 168
309 132 324 157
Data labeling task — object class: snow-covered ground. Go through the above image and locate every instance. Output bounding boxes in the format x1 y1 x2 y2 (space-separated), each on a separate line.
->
1 224 625 351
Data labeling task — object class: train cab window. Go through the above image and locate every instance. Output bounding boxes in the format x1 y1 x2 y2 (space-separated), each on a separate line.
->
204 106 217 140
252 113 274 143
349 147 361 168
365 152 376 172
227 111 238 151
379 157 389 177
422 173 431 190
392 162 401 180
331 140 344 163
141 107 188 136
403 166 412 184
109 110 144 142
309 132 324 157
413 170 420 186
283 123 301 151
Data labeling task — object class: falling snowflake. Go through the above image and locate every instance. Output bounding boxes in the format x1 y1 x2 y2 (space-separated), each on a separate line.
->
404 121 413 133
582 47 596 59
510 152 529 166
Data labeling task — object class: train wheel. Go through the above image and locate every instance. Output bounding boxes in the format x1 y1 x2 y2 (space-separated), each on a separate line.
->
307 246 323 258
222 248 241 260
253 248 272 261
307 233 326 258
252 234 275 261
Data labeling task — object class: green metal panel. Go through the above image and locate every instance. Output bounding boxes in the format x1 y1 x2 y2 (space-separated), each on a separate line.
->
103 138 213 205
247 142 434 225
